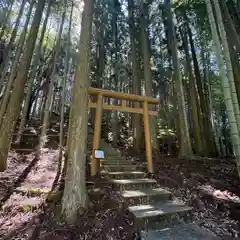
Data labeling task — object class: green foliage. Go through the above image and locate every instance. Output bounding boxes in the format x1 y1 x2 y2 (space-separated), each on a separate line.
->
0 0 238 156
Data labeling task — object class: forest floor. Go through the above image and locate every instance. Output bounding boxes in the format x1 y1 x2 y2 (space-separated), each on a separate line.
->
154 157 240 239
0 151 240 239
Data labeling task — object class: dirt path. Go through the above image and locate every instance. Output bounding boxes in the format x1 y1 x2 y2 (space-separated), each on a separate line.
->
0 152 35 200
0 149 59 238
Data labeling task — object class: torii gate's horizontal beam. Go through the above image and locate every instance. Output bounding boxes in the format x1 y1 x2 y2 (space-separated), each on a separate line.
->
88 102 158 116
88 87 160 104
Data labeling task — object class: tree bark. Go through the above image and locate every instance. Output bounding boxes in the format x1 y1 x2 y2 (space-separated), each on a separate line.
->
59 1 74 164
0 0 35 125
127 0 142 152
205 0 240 178
179 26 203 155
202 48 221 156
61 0 94 223
7 0 27 52
140 0 159 154
0 0 46 171
111 0 120 147
183 12 214 155
219 0 240 53
38 0 67 152
213 0 240 133
15 0 52 143
164 0 192 157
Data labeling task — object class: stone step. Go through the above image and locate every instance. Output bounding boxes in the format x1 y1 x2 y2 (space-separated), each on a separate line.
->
12 132 67 138
122 188 171 206
129 200 192 219
102 151 121 157
11 134 67 149
12 148 35 153
11 142 36 149
100 160 134 165
104 171 145 179
129 200 192 229
104 157 128 162
11 141 59 149
100 145 121 156
103 164 138 172
110 178 158 190
105 156 127 160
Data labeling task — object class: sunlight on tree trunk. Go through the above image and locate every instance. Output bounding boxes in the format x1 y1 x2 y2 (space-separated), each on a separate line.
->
59 0 73 164
205 0 240 177
0 0 46 172
201 44 220 156
213 0 240 133
16 0 52 143
179 26 203 156
61 0 94 223
38 0 67 153
183 12 213 156
165 0 192 157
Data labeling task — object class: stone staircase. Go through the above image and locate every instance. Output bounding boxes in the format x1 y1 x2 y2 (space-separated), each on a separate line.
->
10 121 218 239
10 121 193 231
11 119 68 153
99 142 193 233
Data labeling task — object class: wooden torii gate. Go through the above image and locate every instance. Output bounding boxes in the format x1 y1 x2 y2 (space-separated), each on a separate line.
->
88 87 160 176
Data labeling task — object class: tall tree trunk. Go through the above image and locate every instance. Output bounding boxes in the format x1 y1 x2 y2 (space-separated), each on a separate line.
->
200 43 219 157
38 0 67 152
183 12 214 155
0 0 46 172
31 44 50 119
202 49 221 156
222 10 240 101
164 0 192 157
0 0 26 82
127 0 141 152
140 0 159 154
0 0 35 125
61 0 94 222
7 0 27 52
205 0 240 177
31 87 40 118
228 43 240 102
15 0 52 143
219 0 240 53
179 26 203 155
0 0 18 81
112 0 120 147
213 0 240 132
90 4 105 125
95 7 105 88
59 1 74 164
227 0 240 33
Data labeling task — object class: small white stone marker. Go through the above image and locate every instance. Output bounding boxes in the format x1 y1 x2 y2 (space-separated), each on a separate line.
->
94 150 105 159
